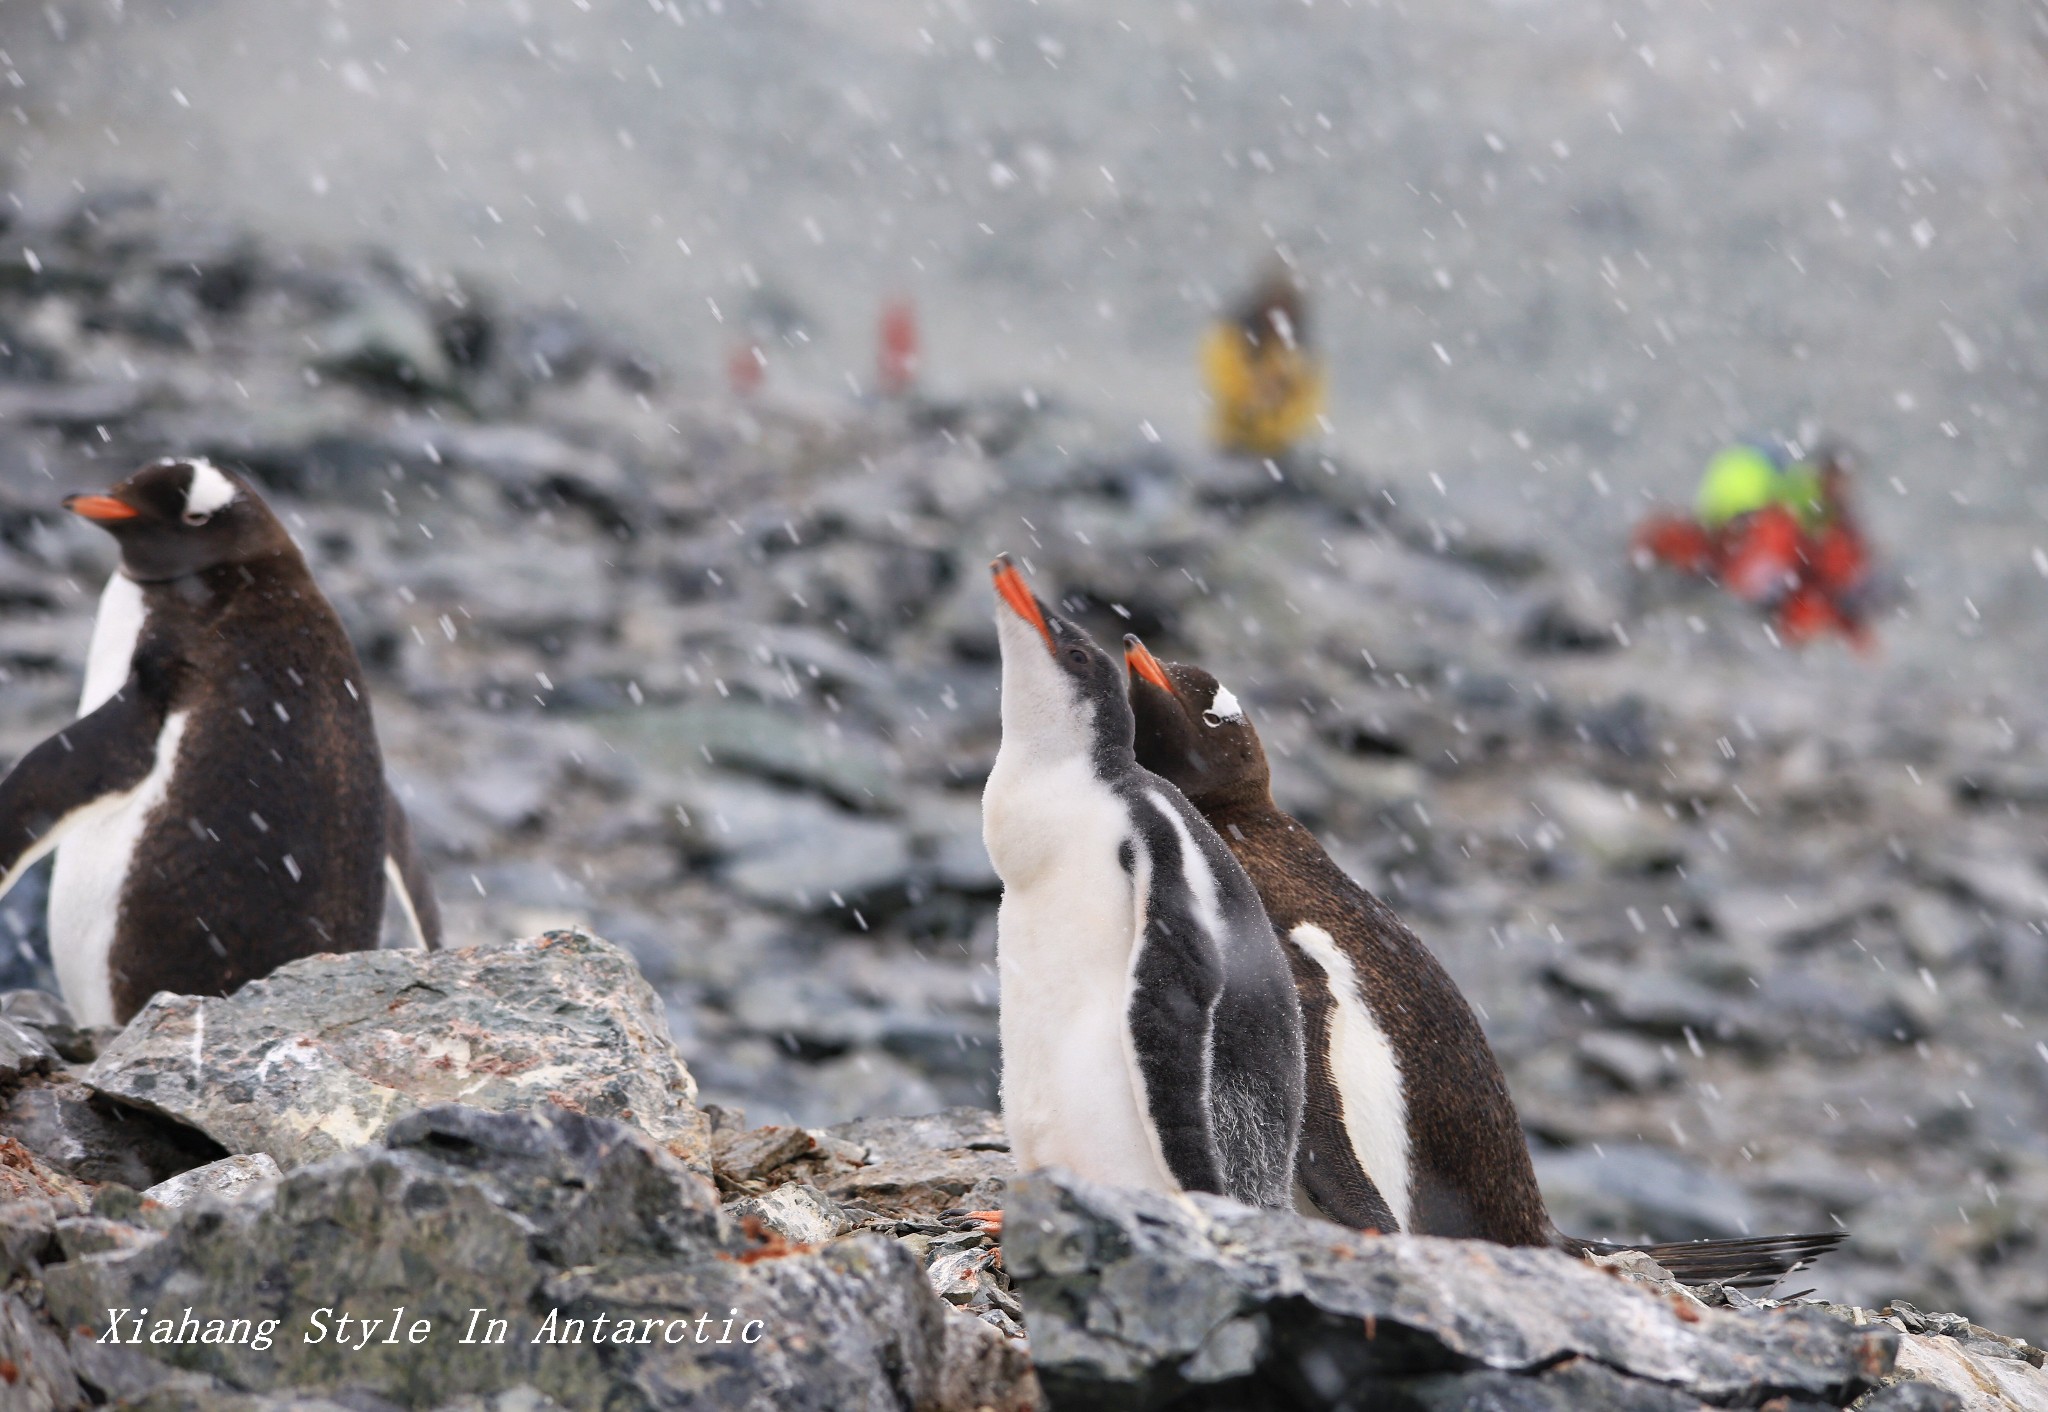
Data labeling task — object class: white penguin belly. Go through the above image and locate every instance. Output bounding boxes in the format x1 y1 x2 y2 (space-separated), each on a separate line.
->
49 711 191 1027
1288 921 1413 1229
986 756 1178 1195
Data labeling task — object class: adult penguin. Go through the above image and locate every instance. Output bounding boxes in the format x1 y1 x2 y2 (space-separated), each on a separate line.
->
1123 638 1845 1286
982 556 1302 1209
0 457 440 1026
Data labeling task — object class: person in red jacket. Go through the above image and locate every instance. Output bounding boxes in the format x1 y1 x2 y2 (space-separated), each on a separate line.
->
1632 440 1874 648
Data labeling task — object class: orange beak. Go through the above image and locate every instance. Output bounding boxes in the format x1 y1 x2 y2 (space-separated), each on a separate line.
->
991 555 1054 653
1124 635 1174 693
64 494 140 523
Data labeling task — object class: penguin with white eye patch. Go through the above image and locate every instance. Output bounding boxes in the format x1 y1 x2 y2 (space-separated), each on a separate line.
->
0 458 439 1026
981 556 1303 1209
1125 636 1848 1287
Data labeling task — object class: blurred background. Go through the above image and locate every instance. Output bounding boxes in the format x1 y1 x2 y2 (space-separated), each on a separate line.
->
0 0 2044 1338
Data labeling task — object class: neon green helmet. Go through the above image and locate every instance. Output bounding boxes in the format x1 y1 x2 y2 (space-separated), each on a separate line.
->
1696 444 1782 528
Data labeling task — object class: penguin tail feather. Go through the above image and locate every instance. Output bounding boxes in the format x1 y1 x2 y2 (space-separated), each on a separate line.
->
1560 1229 1848 1291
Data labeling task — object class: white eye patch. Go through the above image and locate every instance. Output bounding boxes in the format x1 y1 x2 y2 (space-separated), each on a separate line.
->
182 459 238 518
1207 685 1244 723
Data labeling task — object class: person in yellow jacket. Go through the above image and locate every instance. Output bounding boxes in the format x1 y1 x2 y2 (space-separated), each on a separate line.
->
1201 268 1325 458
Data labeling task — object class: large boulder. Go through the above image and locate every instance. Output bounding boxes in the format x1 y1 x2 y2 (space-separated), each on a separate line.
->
1004 1170 1897 1412
86 932 711 1175
38 1104 1038 1410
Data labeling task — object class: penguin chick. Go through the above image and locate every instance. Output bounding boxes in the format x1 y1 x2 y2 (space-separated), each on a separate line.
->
1200 267 1325 459
982 557 1303 1209
0 458 440 1026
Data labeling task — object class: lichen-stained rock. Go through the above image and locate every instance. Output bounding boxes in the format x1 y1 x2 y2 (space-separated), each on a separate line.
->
0 1195 82 1283
39 1105 1038 1412
0 1008 57 1085
1005 1171 1895 1412
142 1153 283 1209
822 1109 1011 1215
0 1133 90 1210
0 1289 85 1411
712 1107 1011 1215
1887 1329 2048 1412
86 932 711 1176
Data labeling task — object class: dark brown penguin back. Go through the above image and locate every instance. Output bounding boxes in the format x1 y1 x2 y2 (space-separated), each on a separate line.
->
111 556 385 1021
1217 805 1553 1246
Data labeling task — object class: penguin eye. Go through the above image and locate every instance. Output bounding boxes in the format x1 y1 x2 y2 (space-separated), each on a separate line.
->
1066 647 1090 667
1201 710 1224 727
181 510 211 527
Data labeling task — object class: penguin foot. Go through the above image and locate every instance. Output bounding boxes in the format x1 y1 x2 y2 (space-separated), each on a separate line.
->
964 1209 1004 1237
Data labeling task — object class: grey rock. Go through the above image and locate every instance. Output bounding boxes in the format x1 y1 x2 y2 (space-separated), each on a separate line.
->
821 1108 1012 1215
914 794 1001 893
1924 852 2048 922
0 1076 228 1187
0 1289 84 1412
40 1104 1038 1411
1534 776 1685 870
600 699 900 809
725 1181 853 1246
724 806 911 909
673 774 913 909
1892 892 1976 969
1545 955 1760 1046
119 1393 394 1412
0 1128 90 1211
399 540 616 647
312 288 454 393
0 377 160 429
53 1213 159 1261
142 1153 283 1208
1888 1326 2048 1410
0 1011 56 1082
0 989 95 1062
712 1122 829 1192
62 1335 225 1404
0 1196 80 1282
1007 1171 1893 1412
1857 1381 1965 1412
430 1391 573 1412
1577 1031 1680 1092
1710 879 1894 953
1533 1142 1759 1242
420 421 644 524
1389 1358 1716 1411
87 931 711 1175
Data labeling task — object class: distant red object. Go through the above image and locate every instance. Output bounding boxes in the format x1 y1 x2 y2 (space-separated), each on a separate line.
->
1633 485 1873 650
1632 515 1717 575
1719 505 1805 606
727 343 765 397
877 298 920 397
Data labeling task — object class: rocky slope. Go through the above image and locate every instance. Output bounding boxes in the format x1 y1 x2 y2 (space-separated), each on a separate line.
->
0 195 2040 1356
0 933 2037 1410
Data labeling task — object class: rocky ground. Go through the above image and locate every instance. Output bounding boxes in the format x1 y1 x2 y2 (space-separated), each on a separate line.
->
0 194 2042 1368
0 932 2039 1410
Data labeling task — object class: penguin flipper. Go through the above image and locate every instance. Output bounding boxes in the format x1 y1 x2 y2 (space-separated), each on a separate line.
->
1296 1105 1401 1234
0 680 166 902
382 788 443 951
1126 842 1229 1197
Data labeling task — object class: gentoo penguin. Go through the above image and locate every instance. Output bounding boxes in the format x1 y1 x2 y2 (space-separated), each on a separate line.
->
1124 639 1845 1284
982 557 1303 1209
0 458 440 1027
